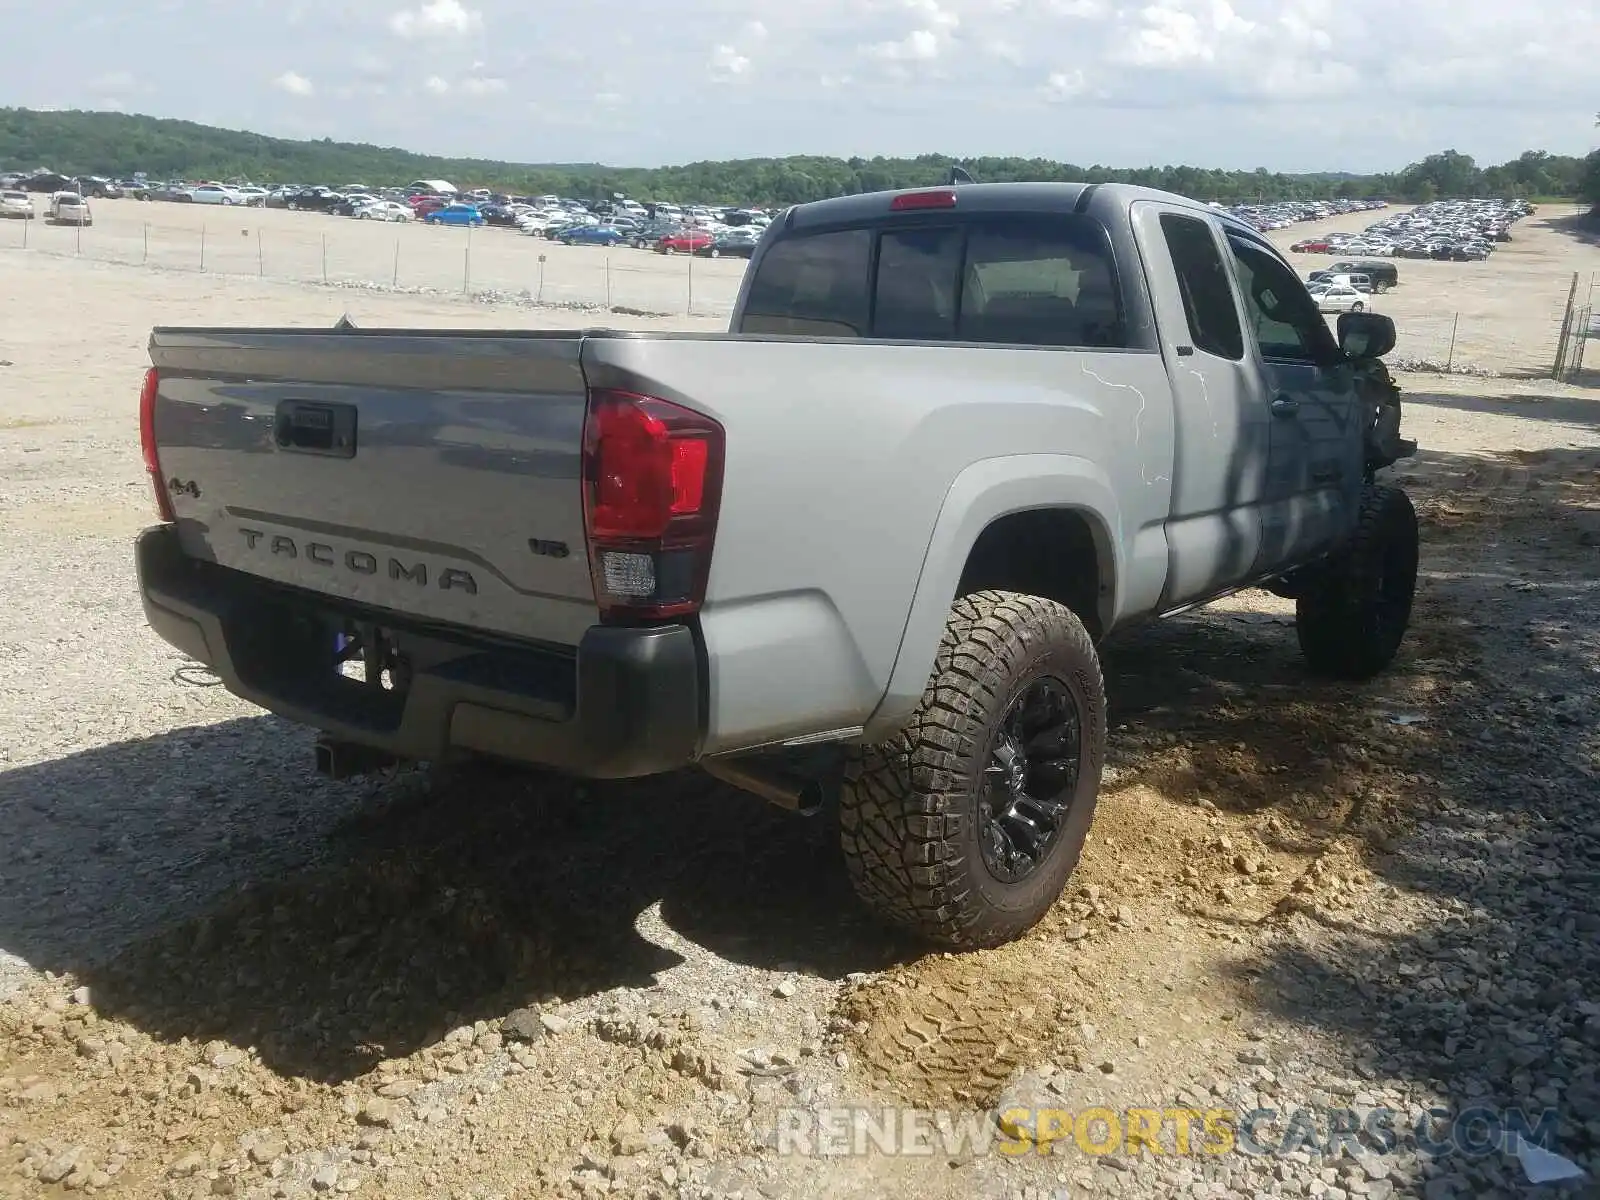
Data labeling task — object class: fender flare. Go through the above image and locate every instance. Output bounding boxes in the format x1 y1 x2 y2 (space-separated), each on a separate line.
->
862 454 1123 742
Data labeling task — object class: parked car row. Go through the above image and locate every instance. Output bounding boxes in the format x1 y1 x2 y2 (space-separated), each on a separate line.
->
0 189 92 224
1291 197 1531 262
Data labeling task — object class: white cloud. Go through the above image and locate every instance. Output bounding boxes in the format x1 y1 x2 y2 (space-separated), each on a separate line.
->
389 0 482 38
272 70 314 96
709 44 751 82
423 75 450 94
460 75 506 94
1040 69 1087 101
903 0 959 31
861 0 958 69
593 91 623 107
864 28 942 61
89 71 135 91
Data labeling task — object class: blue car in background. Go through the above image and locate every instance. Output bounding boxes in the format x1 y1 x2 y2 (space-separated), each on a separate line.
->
557 224 628 246
423 203 486 227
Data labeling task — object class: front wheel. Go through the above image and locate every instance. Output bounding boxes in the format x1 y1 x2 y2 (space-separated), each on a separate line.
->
1296 485 1418 680
1352 301 1366 312
839 590 1106 949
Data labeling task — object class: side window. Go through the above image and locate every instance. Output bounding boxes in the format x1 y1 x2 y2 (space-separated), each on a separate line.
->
1226 237 1337 362
873 227 962 340
739 229 872 336
1158 214 1243 360
957 216 1125 348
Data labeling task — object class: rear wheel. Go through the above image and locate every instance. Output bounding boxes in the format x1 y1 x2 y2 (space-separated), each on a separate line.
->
839 591 1105 948
1296 485 1418 680
1352 301 1365 312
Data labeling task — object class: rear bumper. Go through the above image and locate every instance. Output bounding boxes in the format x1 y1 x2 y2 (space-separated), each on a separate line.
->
136 524 703 778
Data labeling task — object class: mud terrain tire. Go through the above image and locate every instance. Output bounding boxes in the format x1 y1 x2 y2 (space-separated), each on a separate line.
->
839 590 1106 948
1296 484 1419 680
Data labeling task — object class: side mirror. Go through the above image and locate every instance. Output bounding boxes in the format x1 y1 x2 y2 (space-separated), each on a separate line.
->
1337 311 1396 359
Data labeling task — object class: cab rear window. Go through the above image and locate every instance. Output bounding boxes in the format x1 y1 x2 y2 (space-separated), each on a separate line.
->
739 213 1125 348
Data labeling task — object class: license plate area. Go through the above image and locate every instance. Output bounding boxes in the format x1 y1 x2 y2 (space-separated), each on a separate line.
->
275 400 356 458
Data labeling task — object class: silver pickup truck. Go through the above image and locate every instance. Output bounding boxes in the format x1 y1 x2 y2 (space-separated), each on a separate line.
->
135 181 1417 949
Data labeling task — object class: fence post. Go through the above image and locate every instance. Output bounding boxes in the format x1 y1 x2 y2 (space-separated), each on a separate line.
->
200 224 206 271
686 247 693 315
537 255 545 305
392 241 400 288
463 225 472 294
75 220 81 256
321 234 328 284
605 255 613 310
142 222 147 263
1551 271 1579 380
1570 306 1590 382
1445 312 1459 372
21 213 27 249
257 228 264 276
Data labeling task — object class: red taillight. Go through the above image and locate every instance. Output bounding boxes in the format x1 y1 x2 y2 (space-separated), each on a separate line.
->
139 367 175 522
581 388 724 620
890 189 957 211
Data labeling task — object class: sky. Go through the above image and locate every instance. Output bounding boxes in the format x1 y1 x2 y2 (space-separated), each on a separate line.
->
1 0 1596 173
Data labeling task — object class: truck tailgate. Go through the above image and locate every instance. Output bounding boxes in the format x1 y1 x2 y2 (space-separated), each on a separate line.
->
148 328 598 647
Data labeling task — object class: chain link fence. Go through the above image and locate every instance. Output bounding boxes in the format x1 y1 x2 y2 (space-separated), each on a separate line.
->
2 208 1590 380
0 209 748 320
1384 309 1567 378
1549 271 1598 386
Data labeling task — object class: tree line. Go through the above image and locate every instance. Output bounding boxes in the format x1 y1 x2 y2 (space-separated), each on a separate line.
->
3 107 1597 208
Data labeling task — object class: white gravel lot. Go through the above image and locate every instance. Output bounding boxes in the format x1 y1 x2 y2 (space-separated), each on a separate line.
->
0 209 1598 1200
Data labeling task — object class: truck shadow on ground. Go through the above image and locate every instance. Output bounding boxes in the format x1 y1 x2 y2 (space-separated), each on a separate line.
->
0 731 907 1082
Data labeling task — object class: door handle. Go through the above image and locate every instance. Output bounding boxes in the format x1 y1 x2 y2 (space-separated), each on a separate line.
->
1270 396 1300 417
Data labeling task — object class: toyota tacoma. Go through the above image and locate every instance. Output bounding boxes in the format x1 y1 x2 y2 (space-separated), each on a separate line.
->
135 181 1418 948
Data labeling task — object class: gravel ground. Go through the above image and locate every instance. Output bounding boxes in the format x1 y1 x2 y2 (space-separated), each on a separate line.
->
2 246 1598 1200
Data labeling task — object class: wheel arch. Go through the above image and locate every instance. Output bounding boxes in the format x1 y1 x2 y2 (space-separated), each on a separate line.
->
862 454 1122 742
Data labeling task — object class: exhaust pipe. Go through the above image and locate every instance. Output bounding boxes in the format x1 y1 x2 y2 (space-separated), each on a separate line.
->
314 737 399 780
702 757 825 815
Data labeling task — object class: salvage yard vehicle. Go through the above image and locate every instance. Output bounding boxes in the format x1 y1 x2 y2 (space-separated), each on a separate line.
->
48 191 91 225
134 181 1419 949
1312 283 1370 314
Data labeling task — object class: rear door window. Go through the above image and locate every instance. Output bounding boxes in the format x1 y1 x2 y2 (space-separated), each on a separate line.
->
739 228 872 336
956 217 1124 347
1158 213 1244 360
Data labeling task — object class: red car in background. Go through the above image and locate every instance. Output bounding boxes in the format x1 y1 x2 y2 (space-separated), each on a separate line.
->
410 194 448 217
1291 238 1330 253
656 228 714 255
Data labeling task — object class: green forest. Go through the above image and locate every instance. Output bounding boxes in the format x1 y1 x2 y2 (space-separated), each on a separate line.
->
3 107 1598 208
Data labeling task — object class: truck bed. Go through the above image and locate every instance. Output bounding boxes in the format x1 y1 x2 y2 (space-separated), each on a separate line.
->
149 326 681 648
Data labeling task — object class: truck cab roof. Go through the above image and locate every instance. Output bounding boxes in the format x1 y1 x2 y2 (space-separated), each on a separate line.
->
782 181 1267 245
